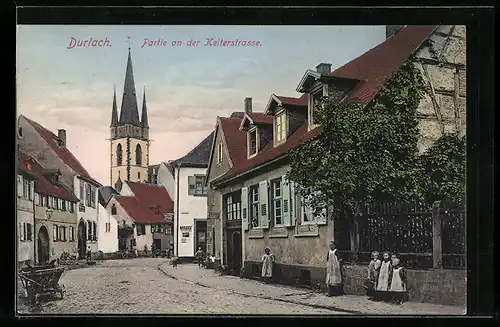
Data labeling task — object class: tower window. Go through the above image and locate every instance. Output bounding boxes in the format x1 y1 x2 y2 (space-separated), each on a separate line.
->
117 144 123 166
138 172 141 179
136 144 142 166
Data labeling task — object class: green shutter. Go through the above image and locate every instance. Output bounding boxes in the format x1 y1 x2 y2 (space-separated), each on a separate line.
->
259 181 269 229
188 176 195 195
241 187 249 231
17 175 23 197
290 181 297 227
282 176 291 227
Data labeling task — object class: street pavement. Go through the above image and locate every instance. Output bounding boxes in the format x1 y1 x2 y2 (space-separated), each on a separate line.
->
16 258 343 315
16 258 466 315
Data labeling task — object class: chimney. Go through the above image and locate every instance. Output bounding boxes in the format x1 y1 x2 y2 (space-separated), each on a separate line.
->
386 25 405 39
316 63 332 74
57 129 66 147
244 97 252 114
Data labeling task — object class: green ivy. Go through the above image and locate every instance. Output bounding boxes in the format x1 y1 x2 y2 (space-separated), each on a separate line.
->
287 61 465 217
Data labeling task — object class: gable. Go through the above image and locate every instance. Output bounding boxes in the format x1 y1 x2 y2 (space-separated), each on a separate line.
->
207 121 232 183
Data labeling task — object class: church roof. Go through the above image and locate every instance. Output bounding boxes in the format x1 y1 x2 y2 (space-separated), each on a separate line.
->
118 50 141 126
110 87 119 127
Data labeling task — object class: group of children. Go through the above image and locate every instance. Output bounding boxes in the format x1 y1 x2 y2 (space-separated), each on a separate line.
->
364 251 408 305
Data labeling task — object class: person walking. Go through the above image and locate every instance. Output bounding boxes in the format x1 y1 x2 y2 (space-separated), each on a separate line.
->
261 247 275 283
325 241 344 296
195 247 204 268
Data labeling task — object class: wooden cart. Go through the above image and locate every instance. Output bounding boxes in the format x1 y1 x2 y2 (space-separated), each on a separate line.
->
18 266 65 303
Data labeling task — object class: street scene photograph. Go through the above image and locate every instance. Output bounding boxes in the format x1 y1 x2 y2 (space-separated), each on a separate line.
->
16 24 466 315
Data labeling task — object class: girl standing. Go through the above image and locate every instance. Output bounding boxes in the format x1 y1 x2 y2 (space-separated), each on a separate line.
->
389 257 408 304
365 251 381 299
325 241 344 296
374 251 393 301
261 247 275 283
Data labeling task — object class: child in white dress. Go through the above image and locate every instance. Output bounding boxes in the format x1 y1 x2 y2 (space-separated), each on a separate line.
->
261 247 275 283
389 257 408 304
374 251 392 301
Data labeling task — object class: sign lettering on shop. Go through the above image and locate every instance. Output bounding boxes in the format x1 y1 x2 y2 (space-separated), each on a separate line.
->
180 225 192 231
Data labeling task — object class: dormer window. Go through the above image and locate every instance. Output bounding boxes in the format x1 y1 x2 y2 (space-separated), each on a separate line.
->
274 110 287 145
217 142 223 164
248 127 258 157
309 86 325 128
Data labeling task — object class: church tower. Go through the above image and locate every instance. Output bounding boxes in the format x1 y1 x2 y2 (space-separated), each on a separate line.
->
110 48 150 188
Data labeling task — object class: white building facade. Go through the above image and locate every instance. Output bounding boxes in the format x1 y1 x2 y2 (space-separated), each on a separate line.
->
17 170 35 265
75 176 101 256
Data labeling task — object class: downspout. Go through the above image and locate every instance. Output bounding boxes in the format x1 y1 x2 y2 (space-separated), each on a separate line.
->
175 165 180 257
32 186 36 264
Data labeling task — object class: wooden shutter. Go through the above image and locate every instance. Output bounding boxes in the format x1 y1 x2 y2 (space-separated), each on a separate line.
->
17 176 23 197
241 187 249 231
282 176 292 227
290 181 296 227
53 225 58 242
259 181 269 229
19 222 24 241
188 176 195 195
29 181 34 200
27 223 32 241
316 192 327 225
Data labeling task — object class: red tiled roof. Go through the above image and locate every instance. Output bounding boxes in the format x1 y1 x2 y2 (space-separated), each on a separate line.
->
220 117 248 167
115 182 174 224
248 113 274 125
18 152 79 202
214 122 322 183
330 25 437 105
214 26 436 184
23 116 101 186
276 94 308 107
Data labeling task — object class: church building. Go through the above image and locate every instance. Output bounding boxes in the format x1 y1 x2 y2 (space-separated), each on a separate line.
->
109 48 150 190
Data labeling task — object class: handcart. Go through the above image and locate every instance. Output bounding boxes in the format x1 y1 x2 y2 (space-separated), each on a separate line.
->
18 266 65 303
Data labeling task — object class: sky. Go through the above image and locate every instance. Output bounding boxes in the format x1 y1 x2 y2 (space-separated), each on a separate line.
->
17 25 386 186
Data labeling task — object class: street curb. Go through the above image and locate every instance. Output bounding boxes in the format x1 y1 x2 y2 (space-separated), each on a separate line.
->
157 264 361 315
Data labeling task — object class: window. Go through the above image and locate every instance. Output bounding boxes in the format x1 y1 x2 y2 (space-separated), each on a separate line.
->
271 178 283 225
61 199 67 211
86 184 92 207
275 111 287 144
20 223 33 241
37 193 43 206
111 204 117 215
69 226 75 241
59 226 66 242
188 175 208 196
300 189 326 225
217 143 223 164
138 172 141 179
165 225 173 235
116 144 123 166
90 186 96 208
224 191 242 221
28 181 33 201
53 224 59 242
87 221 92 241
137 224 146 236
69 201 74 213
248 129 257 157
43 196 48 207
250 185 260 228
105 222 111 232
55 197 60 210
92 222 97 241
80 181 85 202
310 89 324 126
136 144 142 166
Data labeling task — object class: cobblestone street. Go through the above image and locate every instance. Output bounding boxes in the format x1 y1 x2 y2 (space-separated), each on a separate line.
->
16 258 465 315
16 258 344 315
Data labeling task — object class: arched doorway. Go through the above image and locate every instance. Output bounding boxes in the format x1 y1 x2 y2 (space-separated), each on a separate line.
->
37 226 50 264
78 220 87 259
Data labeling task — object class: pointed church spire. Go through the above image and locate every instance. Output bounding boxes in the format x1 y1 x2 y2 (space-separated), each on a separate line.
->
118 48 140 126
110 86 119 127
141 86 149 128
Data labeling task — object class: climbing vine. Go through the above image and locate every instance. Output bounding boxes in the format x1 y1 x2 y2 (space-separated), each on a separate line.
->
288 60 465 217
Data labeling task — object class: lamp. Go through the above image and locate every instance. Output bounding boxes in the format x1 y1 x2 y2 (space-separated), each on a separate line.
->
46 208 54 220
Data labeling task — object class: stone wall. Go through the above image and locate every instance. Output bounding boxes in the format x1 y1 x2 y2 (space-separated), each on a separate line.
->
243 260 466 306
